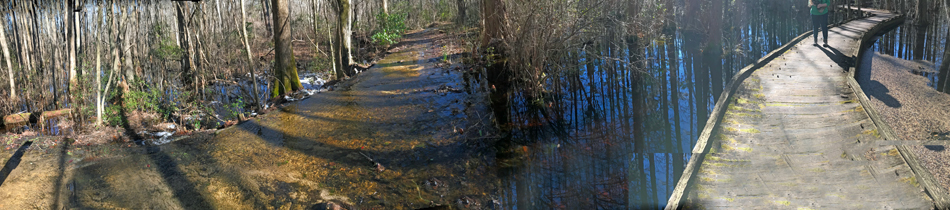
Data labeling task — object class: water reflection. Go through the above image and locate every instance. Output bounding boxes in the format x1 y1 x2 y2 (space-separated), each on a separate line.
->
492 0 949 209
868 1 950 92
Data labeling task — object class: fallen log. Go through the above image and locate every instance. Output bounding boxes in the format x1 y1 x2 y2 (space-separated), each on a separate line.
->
2 113 32 126
2 109 72 128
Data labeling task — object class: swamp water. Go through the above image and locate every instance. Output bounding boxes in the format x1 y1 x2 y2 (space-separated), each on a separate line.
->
2 1 949 209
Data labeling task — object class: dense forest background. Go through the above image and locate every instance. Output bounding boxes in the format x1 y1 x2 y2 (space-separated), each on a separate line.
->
0 0 945 146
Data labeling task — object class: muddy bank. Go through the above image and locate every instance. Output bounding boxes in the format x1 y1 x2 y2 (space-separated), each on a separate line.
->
857 51 950 190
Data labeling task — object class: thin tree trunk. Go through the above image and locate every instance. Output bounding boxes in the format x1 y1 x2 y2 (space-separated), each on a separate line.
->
240 0 261 108
382 0 388 15
68 0 78 108
325 4 341 80
938 24 950 92
0 16 14 100
456 0 465 24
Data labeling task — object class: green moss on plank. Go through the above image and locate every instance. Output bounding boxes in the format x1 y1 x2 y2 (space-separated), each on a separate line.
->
862 129 880 138
887 148 899 156
739 128 760 134
900 176 920 187
774 200 791 206
766 102 806 107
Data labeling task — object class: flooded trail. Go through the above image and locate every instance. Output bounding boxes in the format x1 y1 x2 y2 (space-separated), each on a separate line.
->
0 27 500 210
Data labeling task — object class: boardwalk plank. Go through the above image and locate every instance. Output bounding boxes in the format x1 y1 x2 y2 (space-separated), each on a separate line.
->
666 9 939 209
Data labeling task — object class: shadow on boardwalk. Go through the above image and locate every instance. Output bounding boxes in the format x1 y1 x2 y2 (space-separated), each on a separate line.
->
668 9 936 209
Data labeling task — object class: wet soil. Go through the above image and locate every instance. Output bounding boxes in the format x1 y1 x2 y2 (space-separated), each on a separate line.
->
0 24 500 210
858 51 950 192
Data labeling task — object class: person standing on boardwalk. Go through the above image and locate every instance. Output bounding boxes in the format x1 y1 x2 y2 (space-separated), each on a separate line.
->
810 0 831 47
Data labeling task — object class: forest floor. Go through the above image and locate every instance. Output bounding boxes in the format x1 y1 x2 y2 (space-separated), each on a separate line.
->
0 23 503 210
857 51 950 192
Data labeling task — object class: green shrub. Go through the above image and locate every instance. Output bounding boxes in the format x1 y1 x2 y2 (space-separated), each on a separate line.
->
371 12 407 45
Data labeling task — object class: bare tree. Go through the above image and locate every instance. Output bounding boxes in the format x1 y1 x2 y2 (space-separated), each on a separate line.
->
456 0 466 24
240 0 261 108
271 0 302 97
177 1 197 91
95 0 117 126
0 14 14 100
68 0 78 99
335 0 356 78
325 1 340 79
480 0 506 49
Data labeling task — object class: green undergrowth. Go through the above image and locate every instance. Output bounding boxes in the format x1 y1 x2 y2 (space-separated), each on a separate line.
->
372 12 407 45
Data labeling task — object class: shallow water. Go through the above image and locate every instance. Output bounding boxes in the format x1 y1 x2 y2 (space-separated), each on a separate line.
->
3 1 948 209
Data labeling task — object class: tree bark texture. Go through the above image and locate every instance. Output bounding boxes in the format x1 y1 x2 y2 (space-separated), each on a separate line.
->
336 0 356 78
0 16 14 100
240 0 261 107
271 0 302 97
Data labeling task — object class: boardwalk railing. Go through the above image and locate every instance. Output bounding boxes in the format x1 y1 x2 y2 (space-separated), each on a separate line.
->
663 7 948 210
842 8 950 210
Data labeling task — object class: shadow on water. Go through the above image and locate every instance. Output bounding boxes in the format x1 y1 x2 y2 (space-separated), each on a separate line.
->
869 2 950 92
0 141 32 187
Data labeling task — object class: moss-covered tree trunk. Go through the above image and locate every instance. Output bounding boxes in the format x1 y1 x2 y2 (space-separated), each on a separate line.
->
271 0 302 97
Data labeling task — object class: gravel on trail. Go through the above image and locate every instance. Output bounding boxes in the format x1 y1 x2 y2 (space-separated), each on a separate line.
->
858 51 950 190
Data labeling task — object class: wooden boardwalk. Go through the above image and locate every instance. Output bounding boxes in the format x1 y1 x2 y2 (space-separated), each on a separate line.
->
666 9 947 209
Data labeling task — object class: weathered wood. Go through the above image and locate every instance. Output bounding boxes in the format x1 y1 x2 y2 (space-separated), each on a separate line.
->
665 24 817 210
40 109 72 119
667 9 939 209
2 109 72 127
2 113 32 126
842 9 950 209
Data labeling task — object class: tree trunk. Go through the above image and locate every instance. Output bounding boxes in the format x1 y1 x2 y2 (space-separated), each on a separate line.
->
261 0 273 37
68 0 78 101
382 0 388 15
336 0 355 77
706 0 724 102
177 2 196 92
271 0 302 97
0 15 14 100
480 0 506 50
938 25 950 93
480 0 509 128
240 0 261 108
325 4 341 80
456 0 465 25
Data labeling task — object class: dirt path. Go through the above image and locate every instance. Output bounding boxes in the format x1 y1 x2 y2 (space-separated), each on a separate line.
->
0 25 500 210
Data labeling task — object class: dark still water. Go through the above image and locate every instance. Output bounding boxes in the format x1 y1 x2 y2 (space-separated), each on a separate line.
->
869 6 950 92
491 1 950 209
